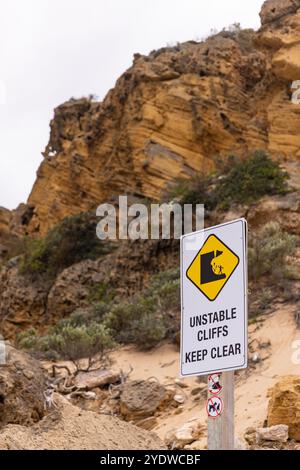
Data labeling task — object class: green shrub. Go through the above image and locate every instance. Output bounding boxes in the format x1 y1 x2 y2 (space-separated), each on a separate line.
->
88 282 116 304
248 222 298 282
164 151 289 211
104 296 166 349
20 212 114 280
36 322 115 362
130 313 167 350
214 151 289 209
17 328 39 350
164 173 214 208
20 268 180 356
147 268 180 311
103 269 179 349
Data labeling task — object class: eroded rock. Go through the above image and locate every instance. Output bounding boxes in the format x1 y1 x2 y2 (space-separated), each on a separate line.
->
260 0 300 25
120 380 174 422
165 419 204 449
267 375 300 441
256 424 289 444
0 344 46 427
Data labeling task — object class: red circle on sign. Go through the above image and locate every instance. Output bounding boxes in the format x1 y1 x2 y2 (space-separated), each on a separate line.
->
206 396 224 419
208 373 223 395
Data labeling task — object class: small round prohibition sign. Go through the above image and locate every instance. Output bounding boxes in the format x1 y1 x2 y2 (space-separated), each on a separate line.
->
206 396 224 418
208 373 222 395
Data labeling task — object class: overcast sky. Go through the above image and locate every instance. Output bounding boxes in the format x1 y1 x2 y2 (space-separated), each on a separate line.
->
0 0 265 210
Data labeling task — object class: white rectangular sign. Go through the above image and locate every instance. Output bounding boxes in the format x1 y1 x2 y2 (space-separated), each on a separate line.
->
180 219 248 377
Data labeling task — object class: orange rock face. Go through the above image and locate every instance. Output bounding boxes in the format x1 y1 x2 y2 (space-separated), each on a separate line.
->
19 4 295 235
267 375 300 441
0 1 296 238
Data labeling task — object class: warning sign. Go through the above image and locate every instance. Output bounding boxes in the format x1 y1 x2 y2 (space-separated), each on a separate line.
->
180 219 248 377
186 234 239 301
206 396 223 418
208 374 222 395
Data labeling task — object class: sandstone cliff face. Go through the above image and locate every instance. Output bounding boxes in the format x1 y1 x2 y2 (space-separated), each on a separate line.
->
0 208 10 235
19 0 300 235
0 208 11 259
2 0 300 337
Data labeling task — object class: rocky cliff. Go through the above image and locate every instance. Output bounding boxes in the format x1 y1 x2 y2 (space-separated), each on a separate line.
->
9 0 300 236
1 0 300 337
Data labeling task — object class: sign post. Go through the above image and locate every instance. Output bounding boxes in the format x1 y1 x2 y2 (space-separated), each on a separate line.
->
207 371 234 450
180 219 247 450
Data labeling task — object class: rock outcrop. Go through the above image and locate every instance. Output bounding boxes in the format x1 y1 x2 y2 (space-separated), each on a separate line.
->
267 375 300 440
9 0 298 236
0 344 45 427
0 237 178 339
2 1 300 338
0 208 11 237
260 0 300 25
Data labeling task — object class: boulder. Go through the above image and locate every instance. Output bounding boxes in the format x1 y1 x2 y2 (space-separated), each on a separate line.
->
120 380 173 422
0 344 46 427
256 425 289 444
260 0 300 25
267 375 300 440
165 419 204 449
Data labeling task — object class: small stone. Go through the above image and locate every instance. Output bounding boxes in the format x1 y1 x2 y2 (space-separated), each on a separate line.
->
256 425 289 444
252 353 261 363
173 394 185 404
174 379 189 389
244 427 256 445
83 391 96 400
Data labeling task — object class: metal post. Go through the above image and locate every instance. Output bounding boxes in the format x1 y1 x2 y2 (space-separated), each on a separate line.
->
207 371 235 450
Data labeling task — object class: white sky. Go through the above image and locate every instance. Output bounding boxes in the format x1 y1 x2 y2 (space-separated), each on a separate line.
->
0 0 265 209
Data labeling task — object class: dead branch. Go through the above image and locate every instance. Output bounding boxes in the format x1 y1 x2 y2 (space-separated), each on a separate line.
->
51 364 72 378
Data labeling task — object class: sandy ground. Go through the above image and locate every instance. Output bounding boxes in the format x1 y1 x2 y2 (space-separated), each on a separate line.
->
0 303 297 450
110 303 300 443
0 394 165 450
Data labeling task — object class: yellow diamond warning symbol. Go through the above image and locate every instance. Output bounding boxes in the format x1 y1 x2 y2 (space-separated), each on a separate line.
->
186 234 239 301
